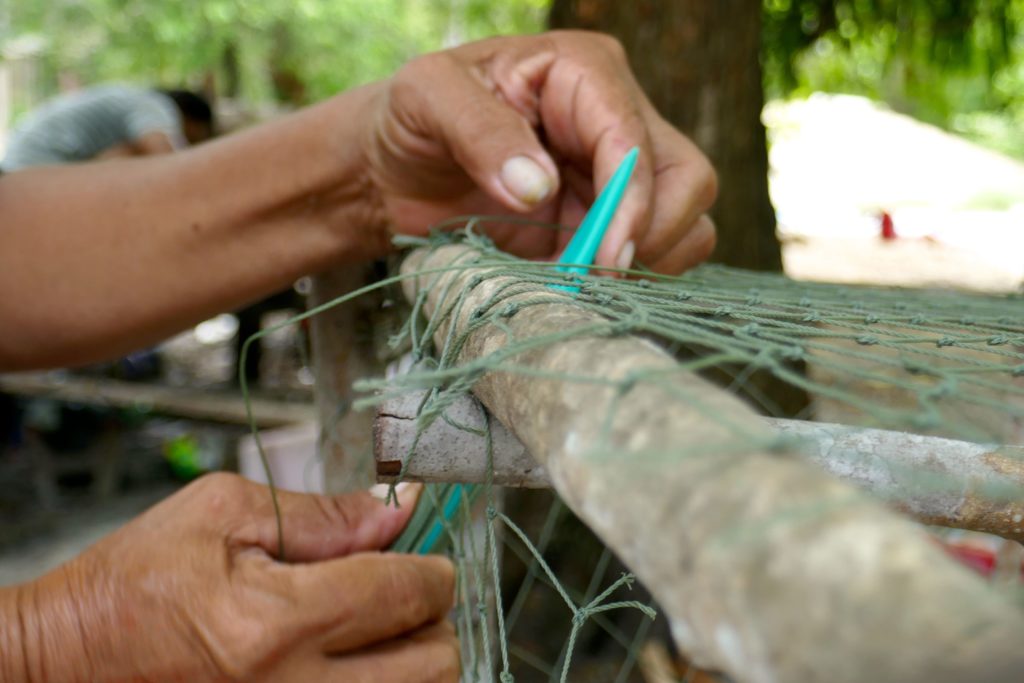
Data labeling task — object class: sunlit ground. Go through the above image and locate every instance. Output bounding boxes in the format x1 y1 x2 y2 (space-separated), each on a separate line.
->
768 94 1024 292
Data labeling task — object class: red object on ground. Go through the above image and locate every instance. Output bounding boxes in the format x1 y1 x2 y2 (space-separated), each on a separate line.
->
879 211 896 240
943 543 998 577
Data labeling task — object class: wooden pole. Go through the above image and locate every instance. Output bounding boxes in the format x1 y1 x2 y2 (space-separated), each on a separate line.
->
309 266 386 492
375 391 1024 542
399 244 1024 683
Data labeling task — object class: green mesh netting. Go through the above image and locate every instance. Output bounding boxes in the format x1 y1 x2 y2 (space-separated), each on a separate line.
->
244 220 1024 682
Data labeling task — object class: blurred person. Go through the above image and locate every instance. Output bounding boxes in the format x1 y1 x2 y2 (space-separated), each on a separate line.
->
0 31 716 682
1 84 214 171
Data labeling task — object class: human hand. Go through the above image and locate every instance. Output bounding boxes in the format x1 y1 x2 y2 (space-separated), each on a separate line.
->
362 30 717 275
6 474 457 682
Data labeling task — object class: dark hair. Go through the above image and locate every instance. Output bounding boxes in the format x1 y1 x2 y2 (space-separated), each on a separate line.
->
158 89 214 128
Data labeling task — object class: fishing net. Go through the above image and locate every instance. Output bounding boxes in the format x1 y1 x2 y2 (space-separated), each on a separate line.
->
243 219 1024 682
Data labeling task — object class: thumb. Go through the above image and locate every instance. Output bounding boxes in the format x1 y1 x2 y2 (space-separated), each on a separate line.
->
409 53 560 211
246 482 423 562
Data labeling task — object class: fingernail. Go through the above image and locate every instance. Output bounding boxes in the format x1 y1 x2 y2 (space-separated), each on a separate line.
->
369 483 392 501
616 240 636 272
501 156 553 205
396 482 421 509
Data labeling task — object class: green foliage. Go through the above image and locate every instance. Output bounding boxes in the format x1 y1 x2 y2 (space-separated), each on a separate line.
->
6 0 548 105
763 0 1024 129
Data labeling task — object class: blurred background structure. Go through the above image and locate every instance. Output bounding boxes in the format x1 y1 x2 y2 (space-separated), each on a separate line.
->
1 1 1022 680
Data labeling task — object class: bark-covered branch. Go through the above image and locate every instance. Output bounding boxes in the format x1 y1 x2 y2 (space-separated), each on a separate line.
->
398 244 1024 683
375 391 1024 541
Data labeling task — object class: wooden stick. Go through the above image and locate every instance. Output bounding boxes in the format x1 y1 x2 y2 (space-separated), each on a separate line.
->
0 372 314 428
375 391 1024 541
400 244 1024 683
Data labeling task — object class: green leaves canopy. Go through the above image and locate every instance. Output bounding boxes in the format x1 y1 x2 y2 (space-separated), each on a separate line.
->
7 0 548 104
763 0 1024 129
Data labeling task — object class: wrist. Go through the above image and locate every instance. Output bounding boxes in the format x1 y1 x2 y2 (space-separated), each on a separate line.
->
0 585 30 681
3 568 101 683
318 80 393 261
169 80 393 272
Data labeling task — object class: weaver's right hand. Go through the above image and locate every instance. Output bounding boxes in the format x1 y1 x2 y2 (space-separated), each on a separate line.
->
1 474 458 683
360 30 718 275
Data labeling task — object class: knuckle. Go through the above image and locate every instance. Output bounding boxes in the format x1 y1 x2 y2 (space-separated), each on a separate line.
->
698 217 717 258
191 472 250 510
389 564 434 627
698 157 719 209
320 493 362 531
201 607 279 678
594 31 627 60
398 51 457 88
430 641 461 683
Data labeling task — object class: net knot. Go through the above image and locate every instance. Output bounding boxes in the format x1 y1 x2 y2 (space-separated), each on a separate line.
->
780 345 806 362
802 311 822 323
637 279 652 289
1012 365 1024 378
925 378 957 399
499 303 519 318
468 274 485 289
618 373 640 394
910 314 927 325
856 335 879 346
486 505 498 521
751 348 776 369
675 290 692 301
987 334 1010 346
936 336 957 348
499 673 515 683
608 320 633 336
863 314 879 324
713 306 733 317
903 359 932 375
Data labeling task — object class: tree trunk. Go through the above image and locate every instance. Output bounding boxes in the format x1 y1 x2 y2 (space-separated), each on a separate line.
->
551 0 807 418
549 0 780 272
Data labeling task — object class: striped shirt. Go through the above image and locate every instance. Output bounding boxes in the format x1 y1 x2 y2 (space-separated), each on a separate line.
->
2 84 184 171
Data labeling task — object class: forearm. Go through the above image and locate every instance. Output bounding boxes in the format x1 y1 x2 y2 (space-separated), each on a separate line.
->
0 83 387 371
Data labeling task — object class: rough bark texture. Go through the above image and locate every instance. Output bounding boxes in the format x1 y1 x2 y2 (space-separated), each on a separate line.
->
549 0 780 272
375 390 547 488
400 244 1024 683
375 391 1024 541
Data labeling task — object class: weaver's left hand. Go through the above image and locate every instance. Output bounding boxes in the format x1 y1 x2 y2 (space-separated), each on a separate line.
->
3 474 457 682
361 30 718 275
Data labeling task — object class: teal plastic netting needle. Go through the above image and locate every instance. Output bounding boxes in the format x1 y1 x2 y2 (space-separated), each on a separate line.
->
396 149 639 556
417 484 464 553
392 482 483 555
553 146 639 292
